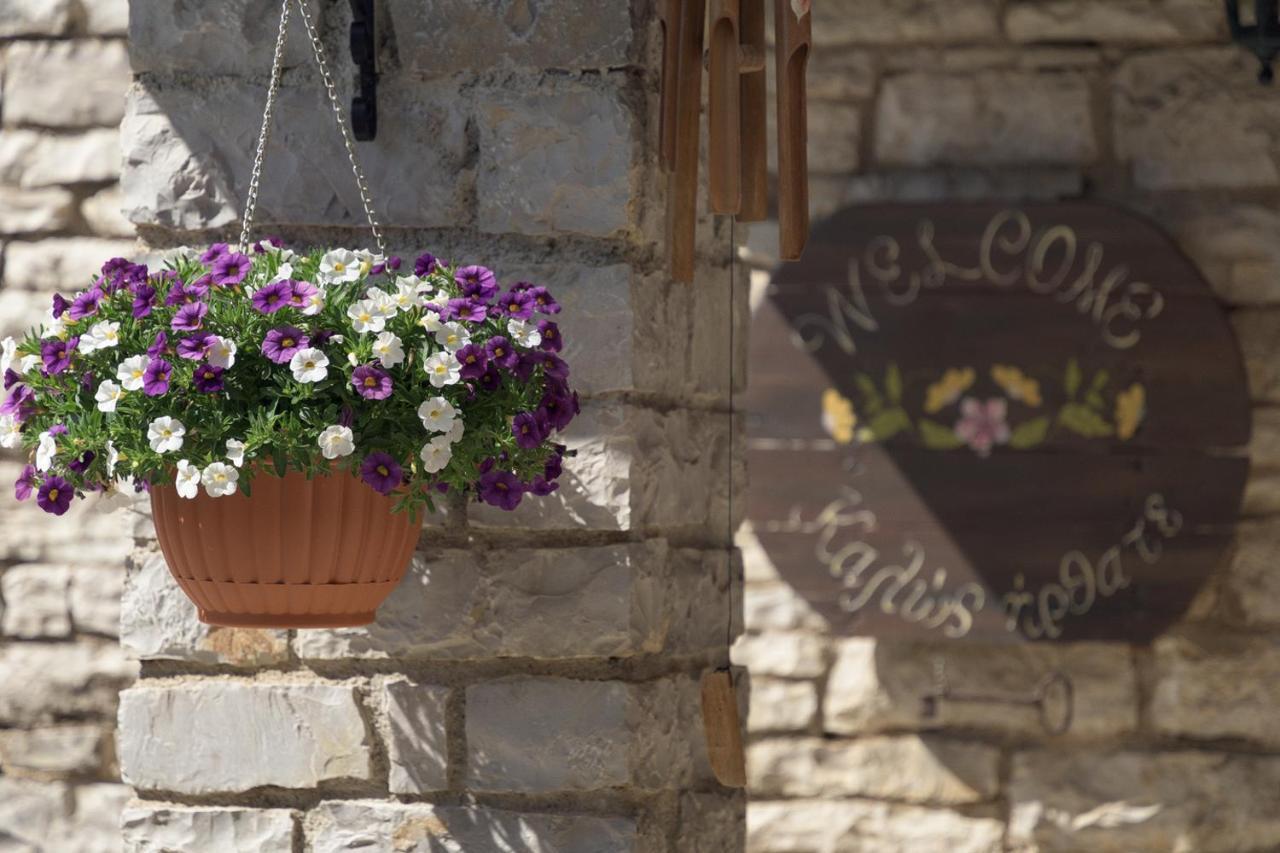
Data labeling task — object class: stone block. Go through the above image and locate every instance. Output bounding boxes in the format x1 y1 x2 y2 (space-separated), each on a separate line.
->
0 129 122 188
0 778 129 853
747 799 1003 853
128 0 322 74
121 78 470 232
1150 633 1280 745
122 806 297 853
307 801 636 853
2 41 130 128
844 166 1085 204
1232 309 1280 403
748 735 999 803
743 581 829 633
118 681 372 793
3 239 137 292
1008 749 1280 851
1 564 72 638
1006 1 1223 44
823 636 1137 737
0 186 77 234
380 678 450 794
69 567 124 637
82 186 136 238
1114 49 1280 189
733 631 830 678
84 0 128 34
0 642 136 725
1171 206 1280 305
0 0 73 36
0 724 104 776
1222 520 1280 626
876 71 1095 166
747 677 819 733
120 551 290 666
807 0 1000 45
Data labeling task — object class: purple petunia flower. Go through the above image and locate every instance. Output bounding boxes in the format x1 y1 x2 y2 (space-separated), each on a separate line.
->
360 452 403 496
165 279 207 307
529 476 558 496
132 284 157 319
3 369 18 390
478 368 502 394
1 385 34 422
498 289 535 319
542 354 571 384
252 237 283 254
142 358 172 397
456 265 498 302
171 301 208 332
14 464 36 502
48 423 68 437
51 293 69 318
36 475 73 516
288 280 319 310
200 243 230 264
441 297 487 323
545 447 565 481
176 331 215 361
68 289 103 322
541 389 578 431
414 252 438 276
192 362 225 393
41 337 77 375
251 281 292 314
485 336 519 371
147 331 168 358
261 326 309 365
351 364 393 400
538 320 563 353
477 470 525 511
211 252 252 286
512 411 549 450
311 329 338 347
455 344 488 380
339 405 355 428
528 285 561 315
67 450 95 475
80 371 94 392
386 256 402 272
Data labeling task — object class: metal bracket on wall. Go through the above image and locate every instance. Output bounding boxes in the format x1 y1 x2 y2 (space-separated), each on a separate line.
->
1226 0 1280 83
349 0 378 140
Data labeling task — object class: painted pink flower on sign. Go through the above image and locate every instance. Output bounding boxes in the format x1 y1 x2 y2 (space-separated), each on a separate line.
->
791 0 811 17
953 397 1011 457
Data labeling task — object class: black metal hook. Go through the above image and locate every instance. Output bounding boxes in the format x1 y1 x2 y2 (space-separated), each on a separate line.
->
349 0 378 139
1226 0 1280 84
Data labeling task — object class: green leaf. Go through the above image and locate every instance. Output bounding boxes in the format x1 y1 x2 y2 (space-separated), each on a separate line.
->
1064 359 1081 398
868 408 911 441
1089 369 1110 392
885 363 903 403
273 453 288 478
919 418 964 450
1058 403 1113 438
1009 416 1050 449
854 373 882 406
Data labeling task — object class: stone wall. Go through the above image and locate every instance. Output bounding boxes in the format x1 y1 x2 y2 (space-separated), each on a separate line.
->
738 2 1280 852
0 1 139 850
113 2 743 852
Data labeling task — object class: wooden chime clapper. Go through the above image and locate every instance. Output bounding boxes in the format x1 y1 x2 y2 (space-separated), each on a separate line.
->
660 0 812 282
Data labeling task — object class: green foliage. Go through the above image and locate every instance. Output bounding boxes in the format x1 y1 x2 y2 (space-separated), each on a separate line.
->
918 418 964 449
1008 416 1050 449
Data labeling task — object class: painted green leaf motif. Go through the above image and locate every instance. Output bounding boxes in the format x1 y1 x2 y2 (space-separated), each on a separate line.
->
919 418 964 449
1059 403 1113 438
885 363 903 403
1009 416 1050 449
868 408 911 441
1085 391 1106 411
1089 369 1110 393
1065 359 1081 398
855 373 882 404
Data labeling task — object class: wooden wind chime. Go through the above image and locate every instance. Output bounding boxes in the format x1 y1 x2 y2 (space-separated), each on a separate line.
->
660 0 812 281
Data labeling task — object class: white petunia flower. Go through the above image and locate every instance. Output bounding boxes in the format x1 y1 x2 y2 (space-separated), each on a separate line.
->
46 314 67 340
117 355 149 392
419 308 444 333
301 288 325 316
95 379 124 413
507 318 542 348
175 459 200 499
417 396 457 433
355 249 384 277
435 322 470 352
225 439 246 468
18 354 38 375
419 435 453 474
317 425 355 460
36 431 56 471
269 261 295 283
290 348 329 383
79 320 121 353
444 418 465 444
319 249 361 285
0 414 21 449
347 299 387 334
0 337 15 375
423 350 461 388
147 416 186 453
394 277 427 309
366 287 398 319
206 337 237 370
105 440 118 477
201 462 239 498
372 332 405 368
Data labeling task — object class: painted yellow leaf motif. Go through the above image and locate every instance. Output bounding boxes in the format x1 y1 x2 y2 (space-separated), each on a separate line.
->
821 388 857 445
923 367 975 414
991 364 1042 407
1116 383 1146 440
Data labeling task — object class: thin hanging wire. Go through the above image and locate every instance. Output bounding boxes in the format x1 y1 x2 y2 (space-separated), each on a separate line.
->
726 218 737 658
240 0 386 255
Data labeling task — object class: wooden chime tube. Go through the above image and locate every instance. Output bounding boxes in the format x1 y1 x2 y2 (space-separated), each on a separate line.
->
707 0 742 215
657 0 683 171
774 0 811 260
667 0 706 282
738 0 769 222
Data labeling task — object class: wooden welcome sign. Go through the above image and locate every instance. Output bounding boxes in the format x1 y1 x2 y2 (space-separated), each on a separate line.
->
746 202 1250 643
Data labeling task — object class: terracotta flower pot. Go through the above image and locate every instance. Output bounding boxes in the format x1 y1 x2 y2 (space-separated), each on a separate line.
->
150 468 420 629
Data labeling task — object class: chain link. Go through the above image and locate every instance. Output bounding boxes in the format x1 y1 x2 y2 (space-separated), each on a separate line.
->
239 0 387 255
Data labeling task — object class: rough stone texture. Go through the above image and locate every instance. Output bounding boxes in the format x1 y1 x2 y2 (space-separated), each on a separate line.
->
476 78 636 237
381 679 450 794
0 642 136 725
122 806 296 853
748 799 1004 853
128 0 323 74
1 564 73 638
746 677 819 733
4 238 137 291
1006 1 1223 44
824 637 1137 737
2 40 131 128
84 0 129 35
306 801 638 853
81 186 137 238
876 71 1095 166
810 0 1000 44
0 0 74 36
0 724 104 776
0 186 77 234
0 128 123 188
734 631 831 678
69 567 125 637
1172 206 1280 305
121 550 290 666
118 682 372 793
1150 634 1280 745
1008 749 1280 852
1232 310 1280 403
0 778 130 853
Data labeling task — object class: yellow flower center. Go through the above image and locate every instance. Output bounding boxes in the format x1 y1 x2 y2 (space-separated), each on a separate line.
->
334 262 346 272
377 465 389 477
282 338 294 348
364 377 377 387
48 488 59 500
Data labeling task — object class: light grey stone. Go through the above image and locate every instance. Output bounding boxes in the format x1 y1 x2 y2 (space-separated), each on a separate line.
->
733 631 830 678
823 637 1137 737
801 49 877 101
84 0 128 34
769 99 861 175
81 187 136 238
1232 309 1280 403
1171 205 1280 305
1008 749 1280 852
476 79 635 237
0 186 77 234
122 806 296 853
748 735 1000 803
71 784 132 853
381 679 449 794
843 166 1085 204
1114 48 1280 189
1150 633 1280 745
0 129 122 188
0 476 135 564
676 792 747 853
743 581 829 633
746 677 818 733
118 681 372 793
1 564 72 639
748 799 1003 853
307 801 637 853
1007 1 1223 44
0 0 73 36
2 41 130 128
128 0 321 74
1222 520 1280 626
387 0 634 75
120 550 290 666
809 0 1000 45
121 78 470 231
3 239 136 291
876 71 1095 166
0 778 129 853
0 642 136 725
69 567 124 637
0 724 104 775
0 289 54 345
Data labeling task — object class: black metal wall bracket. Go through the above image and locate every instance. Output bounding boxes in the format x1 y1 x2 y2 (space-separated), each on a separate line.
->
349 0 378 140
1226 0 1280 83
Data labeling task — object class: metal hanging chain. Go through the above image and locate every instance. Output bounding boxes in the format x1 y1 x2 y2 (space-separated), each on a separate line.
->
240 0 387 255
